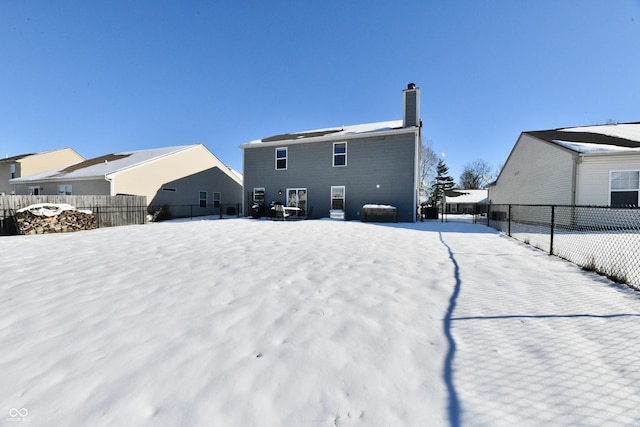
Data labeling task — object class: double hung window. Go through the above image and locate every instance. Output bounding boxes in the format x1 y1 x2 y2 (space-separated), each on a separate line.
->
275 147 287 170
199 191 207 208
333 142 347 167
610 171 639 207
253 188 265 202
331 186 345 210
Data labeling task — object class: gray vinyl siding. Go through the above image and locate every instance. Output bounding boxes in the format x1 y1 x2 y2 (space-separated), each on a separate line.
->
13 179 110 196
148 166 243 207
243 132 418 221
405 93 417 127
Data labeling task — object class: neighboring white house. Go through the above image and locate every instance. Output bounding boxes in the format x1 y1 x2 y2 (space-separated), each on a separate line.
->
10 144 243 216
444 189 488 214
488 123 640 207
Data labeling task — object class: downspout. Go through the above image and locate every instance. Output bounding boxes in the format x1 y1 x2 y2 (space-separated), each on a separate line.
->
571 154 582 205
105 174 114 195
414 127 421 222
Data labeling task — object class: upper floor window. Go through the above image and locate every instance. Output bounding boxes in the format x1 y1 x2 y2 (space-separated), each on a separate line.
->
333 142 347 167
58 184 72 195
275 147 287 170
10 164 16 179
610 171 639 207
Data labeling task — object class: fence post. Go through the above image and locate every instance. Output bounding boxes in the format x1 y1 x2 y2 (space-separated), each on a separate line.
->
96 206 100 228
219 204 223 219
508 204 512 236
549 205 555 255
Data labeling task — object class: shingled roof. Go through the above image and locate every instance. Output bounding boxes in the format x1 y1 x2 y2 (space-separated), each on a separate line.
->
526 122 640 153
242 120 406 147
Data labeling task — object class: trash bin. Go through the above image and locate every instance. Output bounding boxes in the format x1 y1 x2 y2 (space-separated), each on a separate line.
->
425 207 438 219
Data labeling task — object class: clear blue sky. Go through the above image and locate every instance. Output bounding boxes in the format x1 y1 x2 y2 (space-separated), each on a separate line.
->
2 1 639 184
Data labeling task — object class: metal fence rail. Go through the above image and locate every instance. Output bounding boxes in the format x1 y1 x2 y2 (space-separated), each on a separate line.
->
147 204 242 221
482 204 640 290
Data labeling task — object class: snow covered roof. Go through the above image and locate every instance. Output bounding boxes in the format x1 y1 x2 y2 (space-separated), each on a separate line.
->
241 120 408 147
10 145 198 182
526 122 640 154
444 189 488 204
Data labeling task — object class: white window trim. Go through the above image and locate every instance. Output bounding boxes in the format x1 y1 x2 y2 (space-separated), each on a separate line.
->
10 164 16 179
213 192 221 208
253 187 265 202
331 185 345 210
286 188 307 216
333 142 347 167
275 147 288 170
28 186 40 196
609 170 640 206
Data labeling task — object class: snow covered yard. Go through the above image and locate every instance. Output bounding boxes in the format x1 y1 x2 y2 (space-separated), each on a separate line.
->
1 218 640 426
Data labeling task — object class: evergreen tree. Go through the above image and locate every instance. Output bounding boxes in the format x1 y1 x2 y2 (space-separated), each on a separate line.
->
428 160 455 206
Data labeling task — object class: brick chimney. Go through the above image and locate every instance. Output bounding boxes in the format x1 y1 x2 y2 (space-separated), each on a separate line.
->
403 83 420 128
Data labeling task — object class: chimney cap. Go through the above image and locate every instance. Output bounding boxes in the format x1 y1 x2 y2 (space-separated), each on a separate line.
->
407 82 416 89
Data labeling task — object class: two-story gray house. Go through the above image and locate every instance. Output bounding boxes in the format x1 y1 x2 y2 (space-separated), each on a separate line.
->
241 84 422 222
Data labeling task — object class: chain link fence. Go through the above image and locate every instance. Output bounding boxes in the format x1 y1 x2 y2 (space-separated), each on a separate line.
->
480 205 640 290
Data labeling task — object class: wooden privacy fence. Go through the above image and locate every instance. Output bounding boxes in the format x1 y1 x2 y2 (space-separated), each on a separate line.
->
0 195 147 235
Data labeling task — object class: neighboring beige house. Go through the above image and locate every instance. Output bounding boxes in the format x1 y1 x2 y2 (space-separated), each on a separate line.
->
10 144 243 216
0 148 84 195
488 123 640 207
